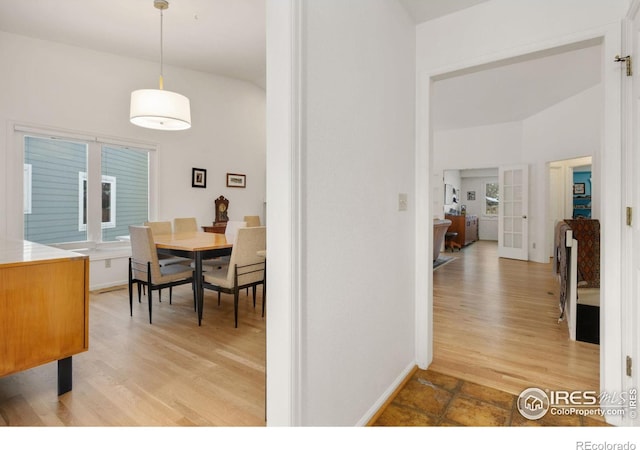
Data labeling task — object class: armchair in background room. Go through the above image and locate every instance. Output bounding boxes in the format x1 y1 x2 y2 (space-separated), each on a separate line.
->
433 219 452 261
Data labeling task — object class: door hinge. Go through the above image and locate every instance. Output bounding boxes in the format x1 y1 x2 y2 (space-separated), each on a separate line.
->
627 207 633 226
627 355 633 377
615 55 633 76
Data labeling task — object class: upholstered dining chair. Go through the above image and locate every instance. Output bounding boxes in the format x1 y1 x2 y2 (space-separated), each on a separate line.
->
202 226 266 327
225 220 247 245
128 225 195 324
200 220 247 271
173 217 198 233
144 221 192 267
243 215 261 227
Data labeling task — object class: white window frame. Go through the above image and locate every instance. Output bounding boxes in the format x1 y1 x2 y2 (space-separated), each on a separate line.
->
78 172 116 231
23 164 32 214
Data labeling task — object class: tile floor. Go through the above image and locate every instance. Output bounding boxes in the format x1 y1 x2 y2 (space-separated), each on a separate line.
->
372 369 610 427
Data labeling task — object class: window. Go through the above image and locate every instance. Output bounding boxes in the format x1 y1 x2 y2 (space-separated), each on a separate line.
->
23 133 153 245
484 181 499 216
78 173 116 231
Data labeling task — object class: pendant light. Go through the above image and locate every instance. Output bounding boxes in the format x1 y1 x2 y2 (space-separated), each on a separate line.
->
130 0 191 131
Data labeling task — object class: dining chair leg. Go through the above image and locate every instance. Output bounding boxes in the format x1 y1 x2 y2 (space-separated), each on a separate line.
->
252 285 257 308
192 280 197 312
128 258 134 317
169 286 173 305
137 283 142 303
218 291 221 306
147 263 153 324
262 262 266 318
234 289 239 328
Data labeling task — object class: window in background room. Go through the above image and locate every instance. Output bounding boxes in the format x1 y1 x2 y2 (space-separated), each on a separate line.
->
23 133 152 245
484 181 499 216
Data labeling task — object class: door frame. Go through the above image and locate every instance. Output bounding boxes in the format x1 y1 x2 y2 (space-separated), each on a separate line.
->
621 0 640 427
417 25 624 424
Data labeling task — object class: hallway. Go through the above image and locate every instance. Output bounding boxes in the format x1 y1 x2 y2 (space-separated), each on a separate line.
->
429 240 599 395
372 240 601 426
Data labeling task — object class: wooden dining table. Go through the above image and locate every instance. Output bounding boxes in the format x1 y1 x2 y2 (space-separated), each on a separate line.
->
153 231 232 326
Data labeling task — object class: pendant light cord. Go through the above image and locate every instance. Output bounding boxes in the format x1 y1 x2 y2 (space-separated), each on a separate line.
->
159 7 164 90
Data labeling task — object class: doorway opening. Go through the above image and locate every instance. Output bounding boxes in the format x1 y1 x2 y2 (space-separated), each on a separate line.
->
547 156 594 259
428 39 603 395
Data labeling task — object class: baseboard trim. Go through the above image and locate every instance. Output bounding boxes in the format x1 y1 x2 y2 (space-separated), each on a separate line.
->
362 363 418 426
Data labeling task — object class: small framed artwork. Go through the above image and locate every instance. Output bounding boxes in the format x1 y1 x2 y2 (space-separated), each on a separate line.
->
573 183 586 195
226 173 246 188
192 168 207 188
467 191 476 201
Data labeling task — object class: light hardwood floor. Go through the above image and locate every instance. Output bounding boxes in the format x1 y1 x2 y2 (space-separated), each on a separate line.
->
429 240 600 396
0 286 266 426
0 240 599 426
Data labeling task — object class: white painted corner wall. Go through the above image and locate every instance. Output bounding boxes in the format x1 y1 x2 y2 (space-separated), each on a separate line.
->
296 0 417 425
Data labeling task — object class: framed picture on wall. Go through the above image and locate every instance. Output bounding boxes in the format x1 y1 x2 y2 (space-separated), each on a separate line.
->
226 173 246 188
467 191 476 201
192 168 207 188
573 183 585 195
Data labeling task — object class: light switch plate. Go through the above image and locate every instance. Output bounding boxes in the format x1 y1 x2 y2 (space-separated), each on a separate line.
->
399 193 408 211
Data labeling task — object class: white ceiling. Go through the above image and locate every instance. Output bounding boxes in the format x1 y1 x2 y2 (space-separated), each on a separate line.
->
398 0 489 23
0 0 267 87
432 40 602 131
0 1 602 130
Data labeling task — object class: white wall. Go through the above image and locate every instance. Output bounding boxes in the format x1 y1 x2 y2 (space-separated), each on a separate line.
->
0 31 266 289
434 121 523 170
299 0 416 425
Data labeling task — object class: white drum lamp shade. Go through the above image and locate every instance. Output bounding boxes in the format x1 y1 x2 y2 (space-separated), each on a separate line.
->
130 88 191 131
129 1 191 131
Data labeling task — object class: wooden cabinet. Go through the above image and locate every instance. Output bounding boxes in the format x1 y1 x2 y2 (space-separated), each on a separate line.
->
0 240 89 394
445 214 478 247
202 223 227 234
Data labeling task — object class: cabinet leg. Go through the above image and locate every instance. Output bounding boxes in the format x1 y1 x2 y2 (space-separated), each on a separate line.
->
58 356 72 395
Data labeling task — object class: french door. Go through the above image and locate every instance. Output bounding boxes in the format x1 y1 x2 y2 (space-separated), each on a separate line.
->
498 164 529 260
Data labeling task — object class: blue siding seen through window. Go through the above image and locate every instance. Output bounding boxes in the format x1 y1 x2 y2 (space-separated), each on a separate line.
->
24 136 151 245
101 146 149 242
24 136 88 244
